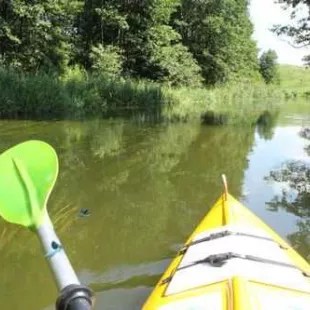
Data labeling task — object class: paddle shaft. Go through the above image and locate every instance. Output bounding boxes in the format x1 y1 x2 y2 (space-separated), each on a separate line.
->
0 141 93 309
37 213 93 309
37 213 79 289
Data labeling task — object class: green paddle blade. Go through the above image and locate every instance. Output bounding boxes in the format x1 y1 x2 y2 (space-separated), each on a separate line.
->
0 140 58 228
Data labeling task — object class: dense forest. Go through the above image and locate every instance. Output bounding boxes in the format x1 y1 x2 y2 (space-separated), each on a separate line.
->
0 0 261 86
1 0 307 120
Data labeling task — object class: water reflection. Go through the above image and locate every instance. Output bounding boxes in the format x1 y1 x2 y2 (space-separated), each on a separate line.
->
265 127 310 260
0 119 255 309
256 111 279 141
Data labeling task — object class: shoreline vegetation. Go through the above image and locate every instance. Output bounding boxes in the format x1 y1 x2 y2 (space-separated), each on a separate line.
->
0 65 309 125
1 1 309 124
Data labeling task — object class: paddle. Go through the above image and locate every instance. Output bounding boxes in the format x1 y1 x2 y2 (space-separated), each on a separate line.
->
0 140 94 310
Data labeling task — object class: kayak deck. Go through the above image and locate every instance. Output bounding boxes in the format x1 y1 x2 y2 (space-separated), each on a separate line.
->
143 192 310 309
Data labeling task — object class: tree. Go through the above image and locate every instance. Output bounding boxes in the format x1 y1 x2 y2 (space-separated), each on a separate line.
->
144 2 202 86
77 0 202 86
273 0 310 65
173 0 260 84
75 0 129 68
0 0 260 86
259 50 279 84
0 0 82 73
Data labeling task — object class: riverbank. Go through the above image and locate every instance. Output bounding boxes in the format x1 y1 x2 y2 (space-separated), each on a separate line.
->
163 84 283 124
0 66 305 124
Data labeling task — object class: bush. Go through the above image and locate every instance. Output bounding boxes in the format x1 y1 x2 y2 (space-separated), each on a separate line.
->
259 50 280 84
89 44 124 78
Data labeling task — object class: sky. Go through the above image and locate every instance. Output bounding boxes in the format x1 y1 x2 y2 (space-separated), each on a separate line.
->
250 0 309 65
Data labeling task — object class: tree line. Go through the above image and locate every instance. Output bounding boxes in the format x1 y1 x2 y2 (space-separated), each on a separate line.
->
0 0 265 87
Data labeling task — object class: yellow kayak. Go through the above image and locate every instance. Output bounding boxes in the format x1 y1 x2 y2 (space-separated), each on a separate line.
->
143 176 310 309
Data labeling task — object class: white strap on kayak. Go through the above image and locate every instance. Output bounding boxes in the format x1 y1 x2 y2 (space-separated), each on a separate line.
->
161 252 310 286
177 252 304 271
178 230 275 255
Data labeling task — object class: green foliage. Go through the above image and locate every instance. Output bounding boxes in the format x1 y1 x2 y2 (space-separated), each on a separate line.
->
0 0 260 86
139 0 202 86
0 0 83 73
0 0 284 119
277 64 310 96
0 67 164 118
89 44 123 78
163 83 284 124
174 0 260 84
259 50 279 84
0 67 71 118
0 67 283 123
146 25 202 86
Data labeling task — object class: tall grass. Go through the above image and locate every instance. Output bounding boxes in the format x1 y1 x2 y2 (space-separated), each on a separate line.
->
0 67 164 119
0 67 285 124
0 68 70 118
163 84 284 124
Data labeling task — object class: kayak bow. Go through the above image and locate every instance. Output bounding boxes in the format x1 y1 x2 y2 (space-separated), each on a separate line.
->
143 175 310 310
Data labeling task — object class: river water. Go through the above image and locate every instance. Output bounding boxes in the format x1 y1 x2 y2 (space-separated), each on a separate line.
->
0 103 309 309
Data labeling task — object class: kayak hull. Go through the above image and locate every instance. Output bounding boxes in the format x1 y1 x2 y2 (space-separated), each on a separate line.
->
143 193 310 309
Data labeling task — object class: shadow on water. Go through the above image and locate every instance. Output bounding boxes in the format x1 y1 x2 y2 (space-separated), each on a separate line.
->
265 127 310 260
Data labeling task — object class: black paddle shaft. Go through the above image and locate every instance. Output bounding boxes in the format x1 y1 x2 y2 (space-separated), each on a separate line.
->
56 284 94 310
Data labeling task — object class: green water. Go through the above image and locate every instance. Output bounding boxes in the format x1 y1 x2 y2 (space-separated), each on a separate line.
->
0 103 309 309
